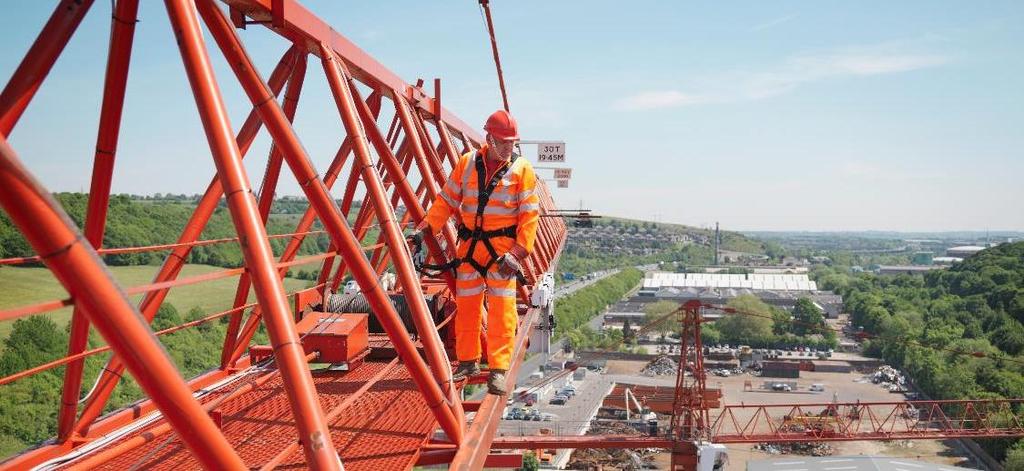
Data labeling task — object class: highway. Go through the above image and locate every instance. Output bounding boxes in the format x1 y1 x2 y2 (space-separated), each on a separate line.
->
516 268 621 384
515 263 663 383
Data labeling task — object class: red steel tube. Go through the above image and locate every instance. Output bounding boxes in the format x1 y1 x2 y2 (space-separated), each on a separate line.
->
0 138 246 469
226 130 366 367
165 1 340 468
0 0 95 136
348 86 456 292
0 230 325 266
409 102 448 187
435 120 462 167
64 352 318 470
73 45 298 436
392 93 461 258
196 0 461 445
393 94 441 200
320 46 463 424
221 52 308 367
413 110 451 181
212 0 481 143
57 0 140 441
258 358 401 470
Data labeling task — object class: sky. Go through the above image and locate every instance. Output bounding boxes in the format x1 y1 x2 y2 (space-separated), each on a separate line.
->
2 1 1022 232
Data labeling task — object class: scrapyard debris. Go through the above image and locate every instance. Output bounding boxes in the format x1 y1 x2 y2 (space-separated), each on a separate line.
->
754 442 835 456
567 422 659 470
872 365 905 385
641 355 678 376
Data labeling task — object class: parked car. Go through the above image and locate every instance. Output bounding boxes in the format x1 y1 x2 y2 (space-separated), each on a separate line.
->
528 409 541 421
509 408 524 420
549 395 568 405
810 384 825 392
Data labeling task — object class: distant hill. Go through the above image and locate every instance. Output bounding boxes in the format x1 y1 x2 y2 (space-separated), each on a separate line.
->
589 216 766 254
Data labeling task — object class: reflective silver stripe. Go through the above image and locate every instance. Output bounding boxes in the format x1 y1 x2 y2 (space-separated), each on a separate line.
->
461 157 473 192
487 287 517 298
516 188 535 202
464 188 516 203
444 179 462 197
457 271 482 281
457 284 486 297
440 190 460 208
487 270 513 281
460 203 477 214
482 205 519 216
519 203 540 213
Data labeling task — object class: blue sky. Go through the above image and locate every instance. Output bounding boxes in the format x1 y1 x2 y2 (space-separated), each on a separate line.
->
2 1 1021 231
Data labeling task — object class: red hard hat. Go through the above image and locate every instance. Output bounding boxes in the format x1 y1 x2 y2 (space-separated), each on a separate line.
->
484 109 518 141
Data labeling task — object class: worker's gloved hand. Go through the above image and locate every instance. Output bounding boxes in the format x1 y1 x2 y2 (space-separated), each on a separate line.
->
405 230 424 249
406 229 428 267
497 252 522 278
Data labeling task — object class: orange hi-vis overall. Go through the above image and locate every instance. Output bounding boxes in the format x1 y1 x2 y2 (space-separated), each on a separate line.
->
423 146 540 370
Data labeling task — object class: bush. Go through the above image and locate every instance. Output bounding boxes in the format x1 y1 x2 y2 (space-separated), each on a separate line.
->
554 268 643 341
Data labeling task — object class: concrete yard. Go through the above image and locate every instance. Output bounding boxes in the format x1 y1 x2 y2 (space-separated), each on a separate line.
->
605 358 984 470
504 352 987 470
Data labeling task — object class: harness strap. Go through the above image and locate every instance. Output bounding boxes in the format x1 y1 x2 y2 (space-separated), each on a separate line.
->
413 151 523 283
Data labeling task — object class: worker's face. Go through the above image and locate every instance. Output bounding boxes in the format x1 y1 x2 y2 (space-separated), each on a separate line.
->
487 134 516 161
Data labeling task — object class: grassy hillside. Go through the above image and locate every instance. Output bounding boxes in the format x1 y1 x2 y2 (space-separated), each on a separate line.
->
0 263 319 342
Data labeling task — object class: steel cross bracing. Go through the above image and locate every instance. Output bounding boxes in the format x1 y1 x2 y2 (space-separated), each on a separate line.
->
0 0 568 469
491 399 1024 445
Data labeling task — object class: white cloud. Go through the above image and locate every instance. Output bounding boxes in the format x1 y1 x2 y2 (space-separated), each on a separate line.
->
613 90 708 111
615 43 952 111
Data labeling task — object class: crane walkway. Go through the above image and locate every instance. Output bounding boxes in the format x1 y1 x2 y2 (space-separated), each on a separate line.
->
58 361 438 470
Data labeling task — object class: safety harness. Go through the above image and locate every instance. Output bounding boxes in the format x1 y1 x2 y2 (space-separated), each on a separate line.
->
411 152 525 283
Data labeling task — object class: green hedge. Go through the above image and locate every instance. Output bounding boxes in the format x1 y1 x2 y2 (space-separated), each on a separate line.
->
553 267 643 340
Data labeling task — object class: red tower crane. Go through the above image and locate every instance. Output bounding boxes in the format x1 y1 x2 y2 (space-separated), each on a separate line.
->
1 2 1022 471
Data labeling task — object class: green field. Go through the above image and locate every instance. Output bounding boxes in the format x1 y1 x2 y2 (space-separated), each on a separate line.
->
0 263 320 343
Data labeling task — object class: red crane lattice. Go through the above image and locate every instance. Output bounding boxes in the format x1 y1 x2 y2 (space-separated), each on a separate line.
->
0 1 568 470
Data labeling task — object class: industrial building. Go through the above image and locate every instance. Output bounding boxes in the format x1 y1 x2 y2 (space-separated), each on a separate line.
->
632 272 844 318
876 265 944 275
641 273 818 291
946 245 987 258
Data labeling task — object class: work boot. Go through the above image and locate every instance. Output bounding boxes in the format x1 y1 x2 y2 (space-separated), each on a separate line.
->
487 369 508 396
452 361 480 381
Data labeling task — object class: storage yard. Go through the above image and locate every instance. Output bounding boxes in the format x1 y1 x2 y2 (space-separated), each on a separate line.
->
503 349 984 469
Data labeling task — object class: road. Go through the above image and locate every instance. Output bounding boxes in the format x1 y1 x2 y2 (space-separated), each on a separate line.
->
554 268 620 299
514 269 621 383
498 370 614 468
516 263 662 383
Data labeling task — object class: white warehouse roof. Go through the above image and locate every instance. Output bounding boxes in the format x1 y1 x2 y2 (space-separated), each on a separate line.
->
642 272 817 291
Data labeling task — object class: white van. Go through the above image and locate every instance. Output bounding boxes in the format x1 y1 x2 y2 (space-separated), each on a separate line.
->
810 384 825 392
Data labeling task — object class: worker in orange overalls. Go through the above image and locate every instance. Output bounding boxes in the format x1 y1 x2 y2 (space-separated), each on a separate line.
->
417 109 540 395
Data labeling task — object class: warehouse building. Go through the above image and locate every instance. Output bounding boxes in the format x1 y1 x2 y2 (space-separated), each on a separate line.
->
632 272 844 318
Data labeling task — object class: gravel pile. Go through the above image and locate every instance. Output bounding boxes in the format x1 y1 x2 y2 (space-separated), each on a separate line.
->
641 355 678 376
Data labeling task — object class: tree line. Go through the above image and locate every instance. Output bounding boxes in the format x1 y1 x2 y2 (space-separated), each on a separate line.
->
0 193 331 267
642 295 837 350
0 304 268 460
812 241 1024 466
554 268 644 350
